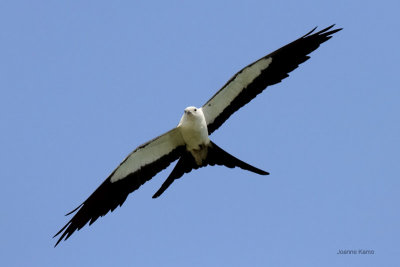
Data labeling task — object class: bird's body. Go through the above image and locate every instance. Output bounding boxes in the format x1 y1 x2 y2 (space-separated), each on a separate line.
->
54 25 342 246
178 107 210 164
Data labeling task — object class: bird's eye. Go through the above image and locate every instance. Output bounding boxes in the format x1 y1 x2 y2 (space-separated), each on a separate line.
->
194 108 197 112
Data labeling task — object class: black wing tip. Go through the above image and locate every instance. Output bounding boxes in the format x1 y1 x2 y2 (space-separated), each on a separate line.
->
65 203 83 216
53 231 68 247
53 236 64 247
304 24 343 38
303 26 318 37
53 221 74 247
53 204 84 247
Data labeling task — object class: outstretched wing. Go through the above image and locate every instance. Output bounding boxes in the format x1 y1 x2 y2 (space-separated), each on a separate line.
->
54 128 185 246
202 25 342 135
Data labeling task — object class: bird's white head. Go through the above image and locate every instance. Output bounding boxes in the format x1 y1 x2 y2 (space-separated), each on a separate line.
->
178 106 206 127
184 106 199 115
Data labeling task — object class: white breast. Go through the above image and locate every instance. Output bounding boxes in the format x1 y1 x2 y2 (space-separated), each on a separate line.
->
178 107 210 151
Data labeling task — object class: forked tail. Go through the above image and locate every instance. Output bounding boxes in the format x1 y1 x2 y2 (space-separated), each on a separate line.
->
152 141 268 198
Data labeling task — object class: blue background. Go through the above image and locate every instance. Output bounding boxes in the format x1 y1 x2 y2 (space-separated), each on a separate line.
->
1 1 398 266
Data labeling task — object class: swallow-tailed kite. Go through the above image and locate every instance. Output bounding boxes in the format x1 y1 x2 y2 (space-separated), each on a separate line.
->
54 25 341 246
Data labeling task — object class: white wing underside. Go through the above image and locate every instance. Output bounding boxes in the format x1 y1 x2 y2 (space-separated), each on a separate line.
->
110 128 184 182
202 57 272 127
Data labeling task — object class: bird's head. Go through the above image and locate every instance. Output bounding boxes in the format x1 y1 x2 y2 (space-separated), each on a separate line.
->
184 106 199 116
178 106 205 127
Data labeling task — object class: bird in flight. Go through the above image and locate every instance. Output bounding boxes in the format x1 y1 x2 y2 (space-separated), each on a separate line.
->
54 25 342 246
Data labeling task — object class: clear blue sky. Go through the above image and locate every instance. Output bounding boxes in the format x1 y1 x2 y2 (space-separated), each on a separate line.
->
1 1 399 266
